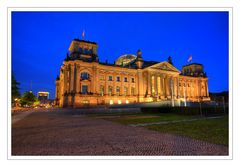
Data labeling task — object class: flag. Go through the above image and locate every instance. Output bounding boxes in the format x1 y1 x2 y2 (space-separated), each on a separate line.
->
82 30 85 40
187 55 192 62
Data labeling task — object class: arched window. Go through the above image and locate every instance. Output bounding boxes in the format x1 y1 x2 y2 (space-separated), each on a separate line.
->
81 72 90 80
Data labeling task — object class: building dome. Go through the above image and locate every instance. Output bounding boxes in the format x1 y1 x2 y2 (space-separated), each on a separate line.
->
115 54 137 66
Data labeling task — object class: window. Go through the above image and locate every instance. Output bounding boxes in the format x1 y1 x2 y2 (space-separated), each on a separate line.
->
82 85 88 94
124 77 128 82
131 87 135 96
131 78 135 83
99 75 105 81
124 87 128 96
74 45 78 51
82 100 89 104
116 86 120 96
100 85 104 96
116 76 120 82
81 72 90 80
78 48 83 53
108 76 113 81
108 86 113 96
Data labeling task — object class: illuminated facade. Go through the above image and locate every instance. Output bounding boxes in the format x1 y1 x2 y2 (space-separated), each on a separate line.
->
55 39 210 107
37 91 49 101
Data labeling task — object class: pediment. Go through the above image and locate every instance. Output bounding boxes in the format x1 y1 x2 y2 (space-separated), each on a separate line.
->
149 61 180 73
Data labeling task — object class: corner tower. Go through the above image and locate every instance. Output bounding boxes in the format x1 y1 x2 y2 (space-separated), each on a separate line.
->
66 39 99 62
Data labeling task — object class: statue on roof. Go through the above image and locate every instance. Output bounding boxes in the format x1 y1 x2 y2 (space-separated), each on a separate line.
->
168 56 173 65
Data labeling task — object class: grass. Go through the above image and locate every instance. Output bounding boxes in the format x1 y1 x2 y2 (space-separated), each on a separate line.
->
100 113 197 125
146 116 229 146
98 112 229 146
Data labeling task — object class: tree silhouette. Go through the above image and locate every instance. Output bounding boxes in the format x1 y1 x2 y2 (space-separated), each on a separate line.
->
11 73 21 103
20 91 37 106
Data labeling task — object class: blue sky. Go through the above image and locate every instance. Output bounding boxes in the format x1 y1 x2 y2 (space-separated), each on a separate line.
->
12 11 229 99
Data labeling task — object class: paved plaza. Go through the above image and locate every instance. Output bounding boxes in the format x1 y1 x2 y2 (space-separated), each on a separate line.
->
12 110 228 156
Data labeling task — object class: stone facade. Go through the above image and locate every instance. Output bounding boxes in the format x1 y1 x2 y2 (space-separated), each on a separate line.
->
55 39 210 107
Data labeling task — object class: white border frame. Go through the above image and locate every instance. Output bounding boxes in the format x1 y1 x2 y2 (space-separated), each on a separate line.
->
7 7 233 160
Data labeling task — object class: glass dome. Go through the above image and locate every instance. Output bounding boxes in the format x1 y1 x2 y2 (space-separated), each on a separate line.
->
115 54 137 66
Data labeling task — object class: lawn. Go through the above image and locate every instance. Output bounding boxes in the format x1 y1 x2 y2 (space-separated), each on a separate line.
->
98 112 229 146
99 113 197 125
146 116 229 146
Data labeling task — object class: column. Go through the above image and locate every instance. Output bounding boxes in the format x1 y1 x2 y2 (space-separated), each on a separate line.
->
121 73 124 95
174 77 177 98
154 75 157 96
161 75 165 97
95 69 99 94
177 77 180 98
70 64 74 92
198 80 201 97
128 75 131 95
113 73 116 95
157 76 161 96
76 65 80 93
147 72 151 96
206 80 209 97
165 76 169 97
105 73 108 95
63 68 68 93
171 77 174 97
73 64 77 93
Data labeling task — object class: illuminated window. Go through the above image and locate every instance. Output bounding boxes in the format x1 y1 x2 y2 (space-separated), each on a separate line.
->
116 86 120 96
126 100 129 104
118 100 122 104
108 86 113 96
131 87 135 95
109 100 113 105
100 85 104 96
99 75 105 81
124 87 128 96
82 100 89 104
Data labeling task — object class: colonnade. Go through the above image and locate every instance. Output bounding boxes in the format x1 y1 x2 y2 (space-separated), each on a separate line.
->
146 72 209 100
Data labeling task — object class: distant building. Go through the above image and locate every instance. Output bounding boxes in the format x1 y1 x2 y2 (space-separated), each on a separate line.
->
55 39 210 107
37 91 49 103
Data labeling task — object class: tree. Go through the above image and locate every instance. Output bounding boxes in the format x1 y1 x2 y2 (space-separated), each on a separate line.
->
11 73 21 103
20 91 37 106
